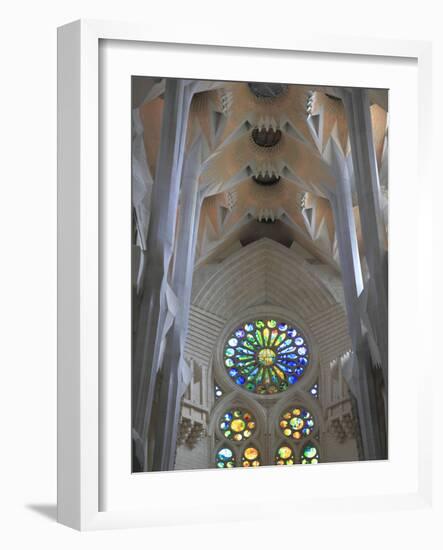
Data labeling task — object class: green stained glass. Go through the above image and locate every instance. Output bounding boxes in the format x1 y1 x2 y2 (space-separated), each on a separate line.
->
301 444 320 464
223 319 309 394
275 445 295 465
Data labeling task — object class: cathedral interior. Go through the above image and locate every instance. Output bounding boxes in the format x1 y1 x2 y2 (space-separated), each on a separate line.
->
131 77 388 472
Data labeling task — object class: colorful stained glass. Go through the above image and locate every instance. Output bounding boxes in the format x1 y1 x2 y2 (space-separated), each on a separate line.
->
280 406 315 440
220 408 256 441
223 319 310 394
309 382 319 399
301 444 319 464
275 445 295 465
216 447 236 468
242 446 261 467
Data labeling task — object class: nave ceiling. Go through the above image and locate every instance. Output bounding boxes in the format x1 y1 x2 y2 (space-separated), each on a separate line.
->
137 79 388 272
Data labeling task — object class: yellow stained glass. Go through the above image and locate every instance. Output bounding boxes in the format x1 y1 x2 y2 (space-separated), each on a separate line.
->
278 446 292 459
231 419 246 432
244 447 259 460
258 348 276 367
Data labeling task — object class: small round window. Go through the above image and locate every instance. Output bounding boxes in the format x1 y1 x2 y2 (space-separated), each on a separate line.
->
220 408 256 441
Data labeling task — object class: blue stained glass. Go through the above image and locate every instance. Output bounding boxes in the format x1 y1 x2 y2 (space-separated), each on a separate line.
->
287 329 297 337
280 346 297 354
228 338 238 347
278 363 291 372
288 375 297 384
298 357 308 366
244 323 254 331
298 347 307 355
216 446 236 467
235 329 245 338
278 323 288 331
236 376 245 385
295 337 304 346
229 368 238 377
219 448 232 459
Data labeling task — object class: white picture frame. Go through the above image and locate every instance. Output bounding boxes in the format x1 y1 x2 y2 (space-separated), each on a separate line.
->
57 19 434 531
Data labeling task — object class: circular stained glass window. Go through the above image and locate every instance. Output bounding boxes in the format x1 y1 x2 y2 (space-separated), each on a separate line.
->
279 407 315 440
301 444 319 464
220 408 256 441
241 446 261 467
275 445 295 465
216 447 236 468
223 319 309 394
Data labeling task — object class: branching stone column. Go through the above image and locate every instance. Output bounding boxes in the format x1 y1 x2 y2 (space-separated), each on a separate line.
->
133 79 194 470
324 140 383 460
340 88 389 389
152 138 205 471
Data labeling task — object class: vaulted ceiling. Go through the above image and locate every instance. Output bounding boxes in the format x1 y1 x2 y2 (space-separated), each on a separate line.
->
138 79 388 272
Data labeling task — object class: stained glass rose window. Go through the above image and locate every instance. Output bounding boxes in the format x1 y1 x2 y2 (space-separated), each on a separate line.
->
279 407 315 440
220 408 256 441
223 319 309 394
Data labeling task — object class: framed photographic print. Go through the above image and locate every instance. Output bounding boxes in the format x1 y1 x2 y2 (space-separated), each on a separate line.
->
57 19 434 531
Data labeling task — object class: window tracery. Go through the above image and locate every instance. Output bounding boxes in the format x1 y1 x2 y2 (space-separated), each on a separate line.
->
214 316 321 468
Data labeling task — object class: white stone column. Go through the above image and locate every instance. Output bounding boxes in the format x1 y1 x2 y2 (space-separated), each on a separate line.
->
152 138 205 471
132 79 194 469
340 88 389 388
325 139 384 460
